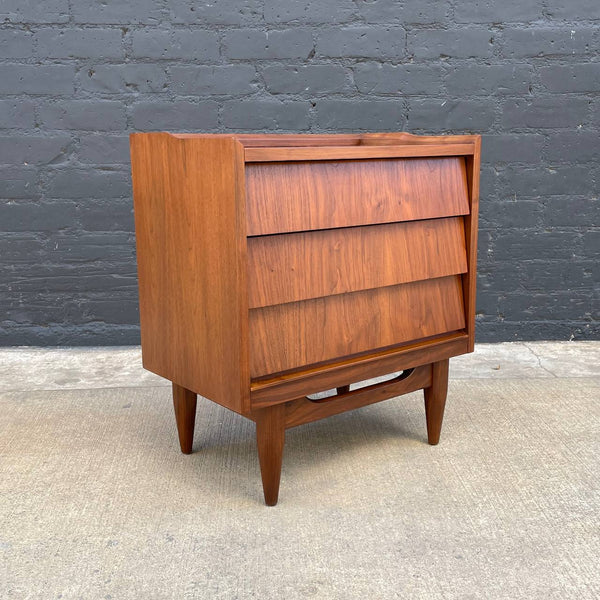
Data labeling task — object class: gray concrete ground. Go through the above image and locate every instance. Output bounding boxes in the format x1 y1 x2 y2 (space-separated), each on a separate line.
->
0 343 599 599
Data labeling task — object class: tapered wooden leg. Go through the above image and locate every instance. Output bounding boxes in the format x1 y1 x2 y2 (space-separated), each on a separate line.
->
172 383 197 454
424 359 449 445
255 404 286 506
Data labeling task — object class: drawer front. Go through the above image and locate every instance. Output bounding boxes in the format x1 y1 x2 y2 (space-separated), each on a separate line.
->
245 157 469 236
248 217 467 309
249 275 466 378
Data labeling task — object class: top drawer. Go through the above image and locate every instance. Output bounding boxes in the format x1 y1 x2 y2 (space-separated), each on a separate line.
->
245 157 470 236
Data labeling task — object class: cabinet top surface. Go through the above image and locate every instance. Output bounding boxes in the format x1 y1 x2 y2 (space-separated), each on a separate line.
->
130 132 481 162
135 131 480 148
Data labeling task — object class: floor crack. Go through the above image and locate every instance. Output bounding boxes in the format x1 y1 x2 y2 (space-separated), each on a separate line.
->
522 342 557 378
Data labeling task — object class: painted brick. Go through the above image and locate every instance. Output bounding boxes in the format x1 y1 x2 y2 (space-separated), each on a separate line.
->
546 0 600 19
170 66 258 95
132 30 219 61
0 167 38 199
482 134 545 164
479 200 542 229
358 0 450 24
409 28 493 59
502 98 588 128
445 64 534 96
80 64 168 94
264 0 356 23
502 28 594 58
1 0 598 344
0 200 77 232
223 29 314 60
317 27 406 59
0 136 72 165
540 64 600 93
0 29 34 58
78 199 135 231
0 64 75 95
36 28 124 59
493 230 582 261
455 0 543 23
316 100 406 130
545 132 600 162
542 197 600 227
354 63 444 95
46 169 131 198
222 100 311 130
0 100 36 129
78 135 131 164
499 292 592 321
72 0 163 24
40 101 127 131
170 0 262 24
407 99 495 131
517 261 595 292
583 231 600 257
498 165 592 196
0 0 68 23
131 101 219 130
263 65 348 94
44 231 135 264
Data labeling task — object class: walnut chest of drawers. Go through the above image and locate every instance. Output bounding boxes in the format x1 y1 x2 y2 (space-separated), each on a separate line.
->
130 132 481 506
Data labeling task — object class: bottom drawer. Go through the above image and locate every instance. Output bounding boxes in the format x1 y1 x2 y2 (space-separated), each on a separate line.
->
249 275 465 378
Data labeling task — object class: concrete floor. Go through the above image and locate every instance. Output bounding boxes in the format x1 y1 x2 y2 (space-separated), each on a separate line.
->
0 343 599 599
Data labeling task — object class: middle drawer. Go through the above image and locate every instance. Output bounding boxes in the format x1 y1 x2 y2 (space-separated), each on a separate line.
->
248 217 467 309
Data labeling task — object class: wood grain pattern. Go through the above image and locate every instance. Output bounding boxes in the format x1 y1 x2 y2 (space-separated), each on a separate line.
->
245 157 470 235
463 140 481 353
250 332 468 407
255 404 285 506
244 143 474 162
424 359 450 445
172 383 197 454
131 132 481 505
130 133 250 414
171 132 480 148
247 217 468 308
249 276 466 377
284 364 432 429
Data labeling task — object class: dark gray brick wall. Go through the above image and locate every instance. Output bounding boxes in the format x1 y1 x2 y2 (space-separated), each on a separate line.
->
0 1 598 345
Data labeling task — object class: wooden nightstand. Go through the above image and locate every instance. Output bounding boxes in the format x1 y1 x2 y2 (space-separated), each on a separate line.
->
130 132 481 506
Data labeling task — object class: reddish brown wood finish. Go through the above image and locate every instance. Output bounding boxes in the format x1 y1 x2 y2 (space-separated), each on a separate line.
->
255 404 285 506
249 276 465 377
245 157 470 236
244 143 474 162
285 365 432 429
247 218 467 308
424 359 450 445
250 333 468 408
172 383 197 454
130 132 481 505
171 132 480 147
130 133 250 414
462 139 482 352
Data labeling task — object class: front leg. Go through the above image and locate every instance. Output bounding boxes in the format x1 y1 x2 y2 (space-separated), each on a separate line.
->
255 404 286 506
423 359 449 445
172 383 197 454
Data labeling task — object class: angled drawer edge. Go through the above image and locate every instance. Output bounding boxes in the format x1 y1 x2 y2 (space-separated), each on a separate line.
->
247 218 468 309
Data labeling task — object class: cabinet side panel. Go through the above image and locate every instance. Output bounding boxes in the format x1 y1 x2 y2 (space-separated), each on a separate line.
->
130 133 248 413
463 139 481 352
